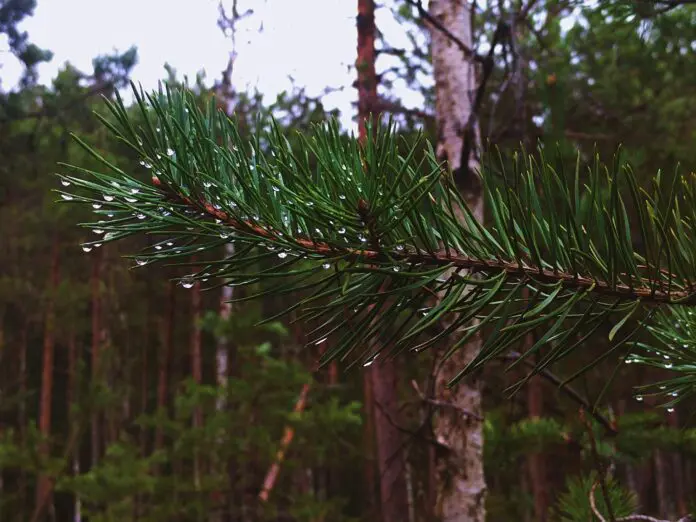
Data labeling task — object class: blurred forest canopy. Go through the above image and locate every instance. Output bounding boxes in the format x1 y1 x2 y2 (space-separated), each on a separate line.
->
2 0 696 521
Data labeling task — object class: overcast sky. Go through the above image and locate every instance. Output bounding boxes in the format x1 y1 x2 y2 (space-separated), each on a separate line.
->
0 0 367 125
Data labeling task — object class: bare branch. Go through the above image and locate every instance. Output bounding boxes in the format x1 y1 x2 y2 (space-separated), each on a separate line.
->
405 0 484 63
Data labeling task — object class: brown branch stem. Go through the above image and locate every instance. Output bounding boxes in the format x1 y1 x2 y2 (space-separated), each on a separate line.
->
151 175 695 306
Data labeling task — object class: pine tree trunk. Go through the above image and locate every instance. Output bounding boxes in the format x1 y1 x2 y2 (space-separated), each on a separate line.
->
36 239 60 510
67 331 82 522
155 281 175 453
667 411 687 516
527 339 548 521
428 1 486 520
191 275 203 489
356 1 408 519
17 320 29 514
371 361 409 521
90 247 103 466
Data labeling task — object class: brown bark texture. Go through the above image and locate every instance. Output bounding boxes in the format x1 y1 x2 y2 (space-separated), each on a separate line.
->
36 239 60 508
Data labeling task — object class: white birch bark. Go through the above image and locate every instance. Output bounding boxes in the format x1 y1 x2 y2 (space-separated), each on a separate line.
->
428 1 486 521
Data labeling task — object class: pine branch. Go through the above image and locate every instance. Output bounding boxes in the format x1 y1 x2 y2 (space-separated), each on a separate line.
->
59 85 696 389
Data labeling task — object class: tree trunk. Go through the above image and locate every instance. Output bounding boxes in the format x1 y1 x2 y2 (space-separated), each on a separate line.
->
667 411 687 517
356 1 409 520
428 1 486 520
90 247 103 466
67 331 82 522
527 337 548 521
155 281 176 453
191 274 203 489
36 239 60 510
371 361 409 521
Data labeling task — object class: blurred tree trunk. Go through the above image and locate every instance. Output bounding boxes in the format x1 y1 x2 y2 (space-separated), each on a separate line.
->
654 448 672 519
67 331 82 522
356 0 379 516
357 1 408 520
155 281 175 453
36 238 60 510
429 1 486 520
527 342 548 521
667 411 688 517
191 272 203 489
90 247 103 466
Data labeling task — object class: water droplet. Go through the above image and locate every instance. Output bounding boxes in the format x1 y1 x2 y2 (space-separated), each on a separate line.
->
61 180 71 187
139 161 152 169
339 194 346 200
167 147 174 156
314 337 328 345
103 194 115 202
184 107 190 114
155 245 162 250
322 263 331 270
665 363 673 369
338 227 346 235
94 243 103 248
671 391 679 397
635 395 643 402
82 245 93 253
111 181 121 188
278 252 288 259
306 201 314 207
61 194 73 201
220 232 230 239
667 407 675 413
272 186 280 193
93 229 104 235
135 258 148 266
166 242 174 246
156 127 161 133
363 354 378 367
92 203 102 209
358 234 367 243
136 213 146 220
180 276 195 289
392 266 401 272
126 197 138 203
130 188 140 195
107 213 114 218
395 244 404 251
663 354 671 359
659 385 667 390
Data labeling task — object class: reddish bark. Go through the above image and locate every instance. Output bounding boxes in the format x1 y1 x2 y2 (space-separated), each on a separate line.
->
357 0 378 138
371 360 409 521
526 329 548 521
155 281 176 452
90 247 103 465
36 238 60 508
527 371 548 521
667 411 688 516
357 0 381 515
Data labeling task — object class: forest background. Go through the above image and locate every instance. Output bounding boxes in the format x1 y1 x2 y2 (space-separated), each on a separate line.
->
2 0 696 521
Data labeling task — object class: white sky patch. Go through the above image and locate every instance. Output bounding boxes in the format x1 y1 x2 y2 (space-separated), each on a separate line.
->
0 0 360 126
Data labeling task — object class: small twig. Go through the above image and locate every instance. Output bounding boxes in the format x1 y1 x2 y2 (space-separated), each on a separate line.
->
501 352 617 434
258 374 314 502
405 0 484 63
581 409 616 522
590 482 694 522
410 379 483 421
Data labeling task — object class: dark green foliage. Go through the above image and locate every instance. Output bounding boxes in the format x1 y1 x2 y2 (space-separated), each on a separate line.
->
553 472 638 521
61 85 696 402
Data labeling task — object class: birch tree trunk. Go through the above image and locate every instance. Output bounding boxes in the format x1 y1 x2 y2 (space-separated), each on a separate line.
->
428 1 486 520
